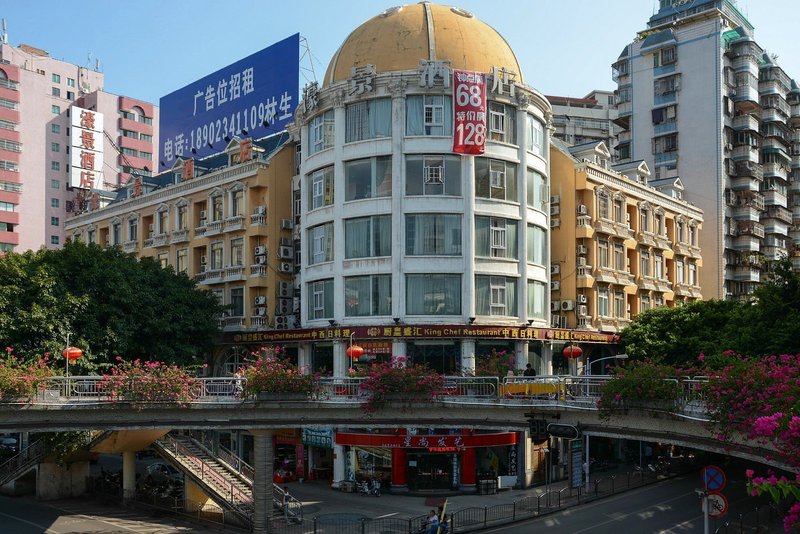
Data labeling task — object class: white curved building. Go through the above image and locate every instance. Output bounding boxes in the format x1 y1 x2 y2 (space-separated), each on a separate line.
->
293 3 565 377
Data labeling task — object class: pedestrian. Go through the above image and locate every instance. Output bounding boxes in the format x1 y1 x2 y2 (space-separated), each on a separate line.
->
523 363 536 377
426 509 439 534
282 486 291 519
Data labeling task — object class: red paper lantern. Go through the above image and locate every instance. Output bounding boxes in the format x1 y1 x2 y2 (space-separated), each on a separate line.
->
346 345 364 359
562 345 583 359
62 346 83 361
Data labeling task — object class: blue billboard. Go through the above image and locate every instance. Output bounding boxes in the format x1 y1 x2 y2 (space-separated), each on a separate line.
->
158 33 299 171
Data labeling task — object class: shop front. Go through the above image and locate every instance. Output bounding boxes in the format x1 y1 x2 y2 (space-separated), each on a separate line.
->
273 429 305 483
335 430 518 493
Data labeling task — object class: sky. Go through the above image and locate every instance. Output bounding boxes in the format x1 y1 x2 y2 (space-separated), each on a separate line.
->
1 0 798 105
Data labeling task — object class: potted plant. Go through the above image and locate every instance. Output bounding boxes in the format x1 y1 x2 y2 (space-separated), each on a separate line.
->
596 360 682 418
355 356 445 413
238 347 317 400
98 357 199 405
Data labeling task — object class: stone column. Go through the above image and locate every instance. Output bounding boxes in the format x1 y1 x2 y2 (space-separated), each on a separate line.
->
541 341 553 375
122 451 136 503
331 443 346 489
251 429 275 534
390 448 408 492
461 339 476 376
297 343 311 373
515 340 529 372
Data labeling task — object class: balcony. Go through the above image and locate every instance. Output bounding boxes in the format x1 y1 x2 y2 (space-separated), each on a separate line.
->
616 272 635 286
200 269 223 285
224 215 245 232
653 63 676 77
732 265 761 282
171 229 189 244
654 152 678 165
617 130 631 143
593 218 616 235
152 233 169 247
576 215 593 239
223 266 246 282
763 190 787 209
637 276 658 291
123 240 138 254
250 214 267 226
790 103 800 125
654 92 677 106
195 221 207 237
221 316 245 332
250 264 268 277
674 242 692 256
737 220 765 238
735 160 763 180
250 316 270 329
654 121 677 135
764 206 793 225
576 265 594 288
205 220 223 237
762 245 788 262
732 114 759 132
143 237 154 248
732 145 759 163
762 162 789 181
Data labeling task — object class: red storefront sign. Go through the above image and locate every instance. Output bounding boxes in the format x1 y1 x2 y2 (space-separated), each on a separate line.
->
452 69 487 155
335 432 517 449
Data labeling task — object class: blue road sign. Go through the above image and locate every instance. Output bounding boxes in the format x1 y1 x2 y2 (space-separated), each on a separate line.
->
702 465 727 492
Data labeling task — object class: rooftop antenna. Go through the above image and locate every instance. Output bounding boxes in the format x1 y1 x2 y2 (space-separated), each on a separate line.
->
299 35 321 85
86 51 92 69
1 18 7 44
95 58 100 71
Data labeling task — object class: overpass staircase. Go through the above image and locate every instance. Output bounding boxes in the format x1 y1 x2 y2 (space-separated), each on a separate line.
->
153 433 302 525
0 430 112 488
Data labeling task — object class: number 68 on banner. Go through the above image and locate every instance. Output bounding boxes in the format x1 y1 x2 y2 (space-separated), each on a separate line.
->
452 69 487 155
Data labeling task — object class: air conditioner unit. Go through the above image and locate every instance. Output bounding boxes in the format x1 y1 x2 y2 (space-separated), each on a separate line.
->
254 245 267 256
254 307 267 317
577 305 588 317
577 257 587 267
275 316 288 328
550 205 560 216
279 281 292 298
577 204 588 215
254 205 266 215
255 296 267 306
550 218 561 228
281 218 293 230
550 281 560 291
200 255 207 265
551 301 561 312
148 223 154 232
561 300 575 311
255 256 267 265
577 294 588 304
278 246 293 259
279 262 292 273
276 298 291 315
550 263 560 275
577 245 587 255
200 210 207 219
550 195 560 204
280 237 292 247
551 314 563 328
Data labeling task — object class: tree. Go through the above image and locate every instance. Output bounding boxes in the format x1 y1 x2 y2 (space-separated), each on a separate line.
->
0 241 223 368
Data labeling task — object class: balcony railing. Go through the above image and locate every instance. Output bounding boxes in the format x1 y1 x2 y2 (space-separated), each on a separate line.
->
224 215 245 232
171 229 189 244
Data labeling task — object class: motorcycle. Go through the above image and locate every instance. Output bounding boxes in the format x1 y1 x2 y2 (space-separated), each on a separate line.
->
415 516 451 534
357 479 380 496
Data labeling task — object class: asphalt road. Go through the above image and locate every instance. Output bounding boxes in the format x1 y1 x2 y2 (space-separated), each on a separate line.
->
0 495 225 533
481 472 784 533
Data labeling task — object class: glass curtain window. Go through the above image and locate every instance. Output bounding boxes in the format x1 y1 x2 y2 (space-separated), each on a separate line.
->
346 98 391 142
475 275 518 316
308 223 334 264
345 274 391 316
527 280 546 319
308 279 334 319
406 274 461 315
406 214 462 255
405 155 461 196
406 95 453 136
475 158 518 201
526 224 546 265
476 217 518 259
345 215 391 258
526 168 545 209
526 115 546 157
345 156 392 201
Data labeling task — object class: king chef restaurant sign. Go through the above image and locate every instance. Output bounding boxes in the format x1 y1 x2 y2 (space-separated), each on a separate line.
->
335 432 517 451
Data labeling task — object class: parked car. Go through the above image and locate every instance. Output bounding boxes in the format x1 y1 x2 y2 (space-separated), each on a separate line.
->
144 462 183 485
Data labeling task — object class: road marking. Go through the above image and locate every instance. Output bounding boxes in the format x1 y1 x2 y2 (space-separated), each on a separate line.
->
0 510 64 533
375 512 400 518
569 493 691 533
42 502 153 533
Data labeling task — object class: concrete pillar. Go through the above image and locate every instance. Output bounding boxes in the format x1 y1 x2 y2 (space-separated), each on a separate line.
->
521 428 533 488
251 429 275 534
331 443 346 489
332 340 347 377
297 343 311 373
515 340 528 372
392 340 407 361
461 339 476 375
541 341 554 375
122 451 136 503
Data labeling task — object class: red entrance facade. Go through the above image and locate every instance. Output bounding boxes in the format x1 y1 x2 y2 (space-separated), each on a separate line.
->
335 431 518 492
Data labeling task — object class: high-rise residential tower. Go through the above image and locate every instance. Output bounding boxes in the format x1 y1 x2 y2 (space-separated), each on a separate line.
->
612 0 799 299
0 41 158 252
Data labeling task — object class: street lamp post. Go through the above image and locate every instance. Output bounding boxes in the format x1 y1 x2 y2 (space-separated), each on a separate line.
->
586 353 629 376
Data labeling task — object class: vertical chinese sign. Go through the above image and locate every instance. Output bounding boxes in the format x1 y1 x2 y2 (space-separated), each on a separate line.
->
452 69 487 155
70 106 104 189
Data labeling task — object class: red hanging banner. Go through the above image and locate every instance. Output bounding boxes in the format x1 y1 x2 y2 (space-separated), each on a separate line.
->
452 69 487 155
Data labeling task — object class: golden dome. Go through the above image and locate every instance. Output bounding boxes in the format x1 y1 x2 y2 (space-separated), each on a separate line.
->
324 2 523 86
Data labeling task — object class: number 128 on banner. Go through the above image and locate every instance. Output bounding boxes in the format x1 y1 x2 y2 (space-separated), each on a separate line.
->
452 69 487 155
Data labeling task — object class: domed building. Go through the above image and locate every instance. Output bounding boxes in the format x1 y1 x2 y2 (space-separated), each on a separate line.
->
292 2 555 491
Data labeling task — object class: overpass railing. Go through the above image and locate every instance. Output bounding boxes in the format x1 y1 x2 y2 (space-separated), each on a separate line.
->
23 375 709 417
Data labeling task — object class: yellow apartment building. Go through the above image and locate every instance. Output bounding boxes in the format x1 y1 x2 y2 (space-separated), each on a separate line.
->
64 134 298 370
550 139 704 333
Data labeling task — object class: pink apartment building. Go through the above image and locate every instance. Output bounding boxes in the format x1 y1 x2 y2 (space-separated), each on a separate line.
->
0 42 158 252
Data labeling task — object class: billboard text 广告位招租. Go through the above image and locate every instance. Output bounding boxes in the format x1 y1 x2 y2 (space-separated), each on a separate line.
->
158 33 299 172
